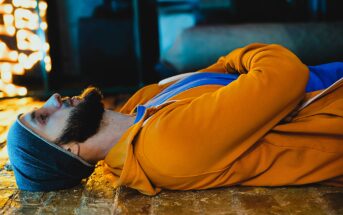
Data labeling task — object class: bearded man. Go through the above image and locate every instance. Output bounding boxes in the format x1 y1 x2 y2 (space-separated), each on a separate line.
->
7 43 343 195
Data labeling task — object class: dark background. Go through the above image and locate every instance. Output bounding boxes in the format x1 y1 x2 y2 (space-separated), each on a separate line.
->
38 0 343 95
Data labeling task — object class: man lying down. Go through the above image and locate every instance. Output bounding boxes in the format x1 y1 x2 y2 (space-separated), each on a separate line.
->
7 43 343 195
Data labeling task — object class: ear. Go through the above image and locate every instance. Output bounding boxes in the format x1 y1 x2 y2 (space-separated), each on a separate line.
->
60 142 80 156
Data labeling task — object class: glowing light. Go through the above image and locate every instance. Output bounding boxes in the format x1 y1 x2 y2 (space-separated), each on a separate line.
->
0 4 12 13
13 0 37 9
44 55 51 63
0 0 51 97
15 9 39 30
17 29 42 50
0 25 15 36
39 9 46 17
45 63 51 72
3 14 14 26
4 84 16 96
0 41 18 61
1 62 10 71
1 69 13 83
18 53 27 64
6 26 15 35
40 21 47 30
9 51 18 61
0 43 5 57
38 1 47 11
43 42 49 51
4 4 13 13
13 63 24 75
20 52 43 69
17 87 27 96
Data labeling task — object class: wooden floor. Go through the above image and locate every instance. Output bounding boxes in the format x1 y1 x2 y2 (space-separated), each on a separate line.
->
0 97 342 215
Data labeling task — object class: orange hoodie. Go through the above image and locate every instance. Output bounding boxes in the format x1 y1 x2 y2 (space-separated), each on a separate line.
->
104 43 343 195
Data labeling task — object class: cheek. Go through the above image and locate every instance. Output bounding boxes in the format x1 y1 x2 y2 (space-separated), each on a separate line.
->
44 111 71 140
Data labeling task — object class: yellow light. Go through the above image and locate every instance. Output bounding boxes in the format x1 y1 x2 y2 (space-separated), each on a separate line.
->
13 0 37 9
12 0 20 7
0 42 5 57
0 0 51 97
18 52 28 65
40 22 47 30
44 56 51 63
15 9 39 30
13 63 24 75
1 62 11 72
0 4 12 14
17 87 27 96
17 29 42 51
20 52 43 69
45 63 51 72
9 51 18 61
4 4 13 13
1 69 13 83
39 10 46 17
3 15 14 26
4 84 16 96
43 42 50 51
6 26 15 35
39 2 48 11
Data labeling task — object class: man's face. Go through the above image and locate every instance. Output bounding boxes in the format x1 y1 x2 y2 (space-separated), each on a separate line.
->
20 87 104 144
20 93 82 142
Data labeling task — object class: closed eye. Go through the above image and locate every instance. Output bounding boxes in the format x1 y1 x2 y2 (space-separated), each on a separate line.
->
40 114 48 122
31 111 49 125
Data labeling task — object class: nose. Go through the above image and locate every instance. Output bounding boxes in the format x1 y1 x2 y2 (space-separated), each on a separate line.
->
43 93 62 109
33 93 62 116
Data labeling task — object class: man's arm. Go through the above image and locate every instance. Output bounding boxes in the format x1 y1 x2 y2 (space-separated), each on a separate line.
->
144 43 309 171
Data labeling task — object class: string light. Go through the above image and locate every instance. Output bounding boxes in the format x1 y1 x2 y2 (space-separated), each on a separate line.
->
0 0 51 97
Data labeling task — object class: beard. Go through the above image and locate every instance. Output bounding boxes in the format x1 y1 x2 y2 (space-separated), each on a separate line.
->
56 87 105 145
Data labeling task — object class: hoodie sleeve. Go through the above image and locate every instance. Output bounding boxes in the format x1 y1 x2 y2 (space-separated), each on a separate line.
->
145 43 310 171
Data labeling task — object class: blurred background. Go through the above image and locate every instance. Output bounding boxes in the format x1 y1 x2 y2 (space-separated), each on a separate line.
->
1 0 343 98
